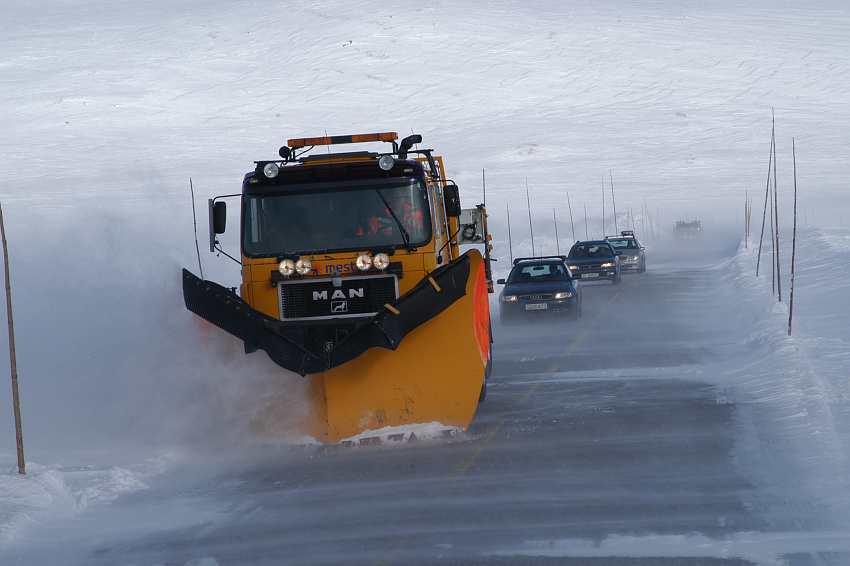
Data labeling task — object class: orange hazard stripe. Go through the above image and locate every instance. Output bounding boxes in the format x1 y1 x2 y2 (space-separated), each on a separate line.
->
288 132 398 149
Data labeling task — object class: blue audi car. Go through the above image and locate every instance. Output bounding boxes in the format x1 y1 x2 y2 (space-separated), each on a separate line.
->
566 240 621 284
497 256 582 322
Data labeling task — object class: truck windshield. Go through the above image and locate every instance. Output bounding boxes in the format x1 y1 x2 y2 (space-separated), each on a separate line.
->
243 178 432 256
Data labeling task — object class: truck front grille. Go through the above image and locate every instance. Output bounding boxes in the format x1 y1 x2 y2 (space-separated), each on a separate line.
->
279 275 398 320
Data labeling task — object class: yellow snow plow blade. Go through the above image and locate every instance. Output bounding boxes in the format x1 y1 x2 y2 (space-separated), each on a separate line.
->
306 251 491 443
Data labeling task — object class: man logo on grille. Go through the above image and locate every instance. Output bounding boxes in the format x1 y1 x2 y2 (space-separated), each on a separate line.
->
312 288 365 301
331 300 349 313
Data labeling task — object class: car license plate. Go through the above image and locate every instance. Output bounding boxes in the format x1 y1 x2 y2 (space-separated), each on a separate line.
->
525 303 548 311
582 273 599 278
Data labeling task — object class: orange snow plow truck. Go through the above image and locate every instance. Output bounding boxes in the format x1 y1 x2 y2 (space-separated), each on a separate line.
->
182 132 494 443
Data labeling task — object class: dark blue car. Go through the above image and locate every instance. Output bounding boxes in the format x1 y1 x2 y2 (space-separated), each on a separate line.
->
566 240 621 284
497 256 582 322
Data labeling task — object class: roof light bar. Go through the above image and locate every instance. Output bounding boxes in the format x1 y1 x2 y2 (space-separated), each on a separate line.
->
287 132 398 149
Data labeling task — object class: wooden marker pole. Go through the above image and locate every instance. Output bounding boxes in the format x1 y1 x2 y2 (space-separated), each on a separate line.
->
772 112 782 302
566 192 576 241
0 203 25 475
757 131 775 277
610 169 619 233
583 204 589 239
525 178 535 256
553 209 560 255
506 204 514 264
788 138 799 336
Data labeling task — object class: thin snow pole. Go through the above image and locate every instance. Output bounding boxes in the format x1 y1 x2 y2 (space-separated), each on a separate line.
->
482 168 487 207
553 209 560 255
1 204 25 475
601 176 606 236
525 178 535 256
756 131 775 277
189 178 204 280
769 183 775 295
610 169 619 233
584 203 589 239
772 111 782 302
506 203 514 263
566 192 576 241
789 138 798 335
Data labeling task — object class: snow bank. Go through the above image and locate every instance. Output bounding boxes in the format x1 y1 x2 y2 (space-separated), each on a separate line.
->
712 228 850 527
0 454 170 545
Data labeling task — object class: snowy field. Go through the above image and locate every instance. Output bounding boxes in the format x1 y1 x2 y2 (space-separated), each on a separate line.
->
2 0 850 564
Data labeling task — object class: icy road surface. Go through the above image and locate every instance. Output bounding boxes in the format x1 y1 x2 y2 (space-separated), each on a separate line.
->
3 233 849 566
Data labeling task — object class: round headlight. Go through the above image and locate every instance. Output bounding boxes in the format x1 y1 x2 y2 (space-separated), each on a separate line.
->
355 253 373 271
377 155 395 171
263 162 280 178
278 258 295 277
373 252 390 270
295 258 312 275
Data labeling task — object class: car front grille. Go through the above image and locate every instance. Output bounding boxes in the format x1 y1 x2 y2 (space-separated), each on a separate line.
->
521 293 554 300
279 275 398 320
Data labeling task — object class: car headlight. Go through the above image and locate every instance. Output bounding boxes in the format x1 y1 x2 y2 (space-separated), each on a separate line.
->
601 262 615 268
554 291 573 299
568 265 579 271
356 253 372 271
501 294 518 303
263 163 279 179
372 252 390 270
624 255 639 262
278 258 296 277
295 258 312 275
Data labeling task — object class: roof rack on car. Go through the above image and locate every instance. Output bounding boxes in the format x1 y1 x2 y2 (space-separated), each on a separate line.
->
512 255 567 266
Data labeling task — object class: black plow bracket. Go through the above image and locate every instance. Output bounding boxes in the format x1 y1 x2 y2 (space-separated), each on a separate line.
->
182 254 471 375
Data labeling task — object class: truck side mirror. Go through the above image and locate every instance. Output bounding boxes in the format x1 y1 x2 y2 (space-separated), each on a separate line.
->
496 278 506 285
212 202 227 234
444 184 461 217
208 200 227 252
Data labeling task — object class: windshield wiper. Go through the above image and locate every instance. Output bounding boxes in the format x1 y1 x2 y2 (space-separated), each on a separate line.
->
374 189 413 250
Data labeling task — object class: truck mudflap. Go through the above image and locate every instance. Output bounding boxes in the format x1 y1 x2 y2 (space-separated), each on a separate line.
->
182 253 471 375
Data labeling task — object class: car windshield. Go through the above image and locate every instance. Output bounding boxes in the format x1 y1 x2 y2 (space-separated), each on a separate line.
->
508 262 570 283
608 238 638 249
242 178 432 256
568 243 614 259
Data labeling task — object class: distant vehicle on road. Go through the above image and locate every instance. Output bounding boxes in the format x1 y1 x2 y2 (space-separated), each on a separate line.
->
606 230 646 273
566 240 621 284
675 220 703 238
497 256 582 321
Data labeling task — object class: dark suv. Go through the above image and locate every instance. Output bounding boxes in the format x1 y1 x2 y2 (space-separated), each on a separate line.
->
497 256 582 322
566 240 621 284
